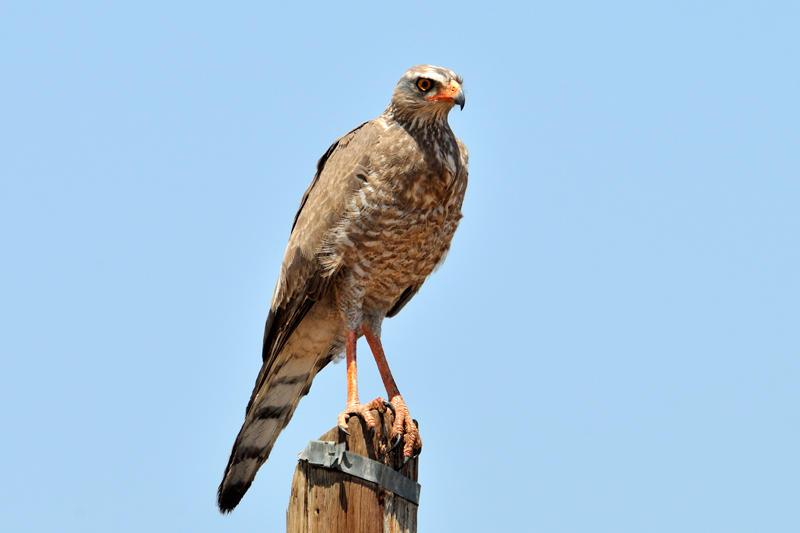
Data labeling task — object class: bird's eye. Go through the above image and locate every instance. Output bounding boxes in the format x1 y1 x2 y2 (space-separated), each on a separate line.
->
416 78 433 92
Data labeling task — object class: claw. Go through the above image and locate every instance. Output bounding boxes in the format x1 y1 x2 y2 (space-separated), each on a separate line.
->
383 400 396 417
382 395 422 462
337 400 380 437
388 433 403 452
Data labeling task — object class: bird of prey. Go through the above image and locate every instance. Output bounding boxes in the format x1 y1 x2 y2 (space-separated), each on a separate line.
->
218 65 468 512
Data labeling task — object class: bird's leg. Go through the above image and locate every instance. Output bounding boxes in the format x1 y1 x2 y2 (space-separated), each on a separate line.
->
337 329 385 434
362 323 422 460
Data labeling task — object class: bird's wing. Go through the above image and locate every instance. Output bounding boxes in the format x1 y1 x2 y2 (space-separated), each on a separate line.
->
219 120 388 512
385 284 421 317
247 120 379 407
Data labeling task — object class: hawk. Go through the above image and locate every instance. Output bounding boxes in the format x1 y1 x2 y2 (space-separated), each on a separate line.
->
218 65 468 512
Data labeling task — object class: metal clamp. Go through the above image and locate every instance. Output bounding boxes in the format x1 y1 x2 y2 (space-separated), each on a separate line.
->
298 440 421 504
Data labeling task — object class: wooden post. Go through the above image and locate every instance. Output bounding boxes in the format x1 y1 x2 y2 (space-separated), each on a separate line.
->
286 410 419 533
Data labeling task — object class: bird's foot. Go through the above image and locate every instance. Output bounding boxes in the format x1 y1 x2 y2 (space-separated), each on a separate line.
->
337 398 387 435
386 395 422 461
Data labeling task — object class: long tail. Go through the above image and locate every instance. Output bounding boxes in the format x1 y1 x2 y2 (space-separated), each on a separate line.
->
217 316 338 512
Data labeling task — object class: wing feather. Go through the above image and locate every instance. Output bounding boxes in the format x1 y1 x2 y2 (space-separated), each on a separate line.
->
246 121 378 410
385 284 420 317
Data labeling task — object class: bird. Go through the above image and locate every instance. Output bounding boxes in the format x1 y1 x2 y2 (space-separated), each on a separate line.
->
217 65 468 513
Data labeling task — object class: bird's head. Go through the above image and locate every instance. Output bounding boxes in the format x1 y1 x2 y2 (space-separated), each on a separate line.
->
387 65 465 126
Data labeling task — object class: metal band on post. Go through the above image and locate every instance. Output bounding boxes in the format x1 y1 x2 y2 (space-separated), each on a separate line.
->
298 440 421 504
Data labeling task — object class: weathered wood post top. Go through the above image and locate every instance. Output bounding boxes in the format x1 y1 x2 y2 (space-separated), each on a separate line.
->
286 410 420 533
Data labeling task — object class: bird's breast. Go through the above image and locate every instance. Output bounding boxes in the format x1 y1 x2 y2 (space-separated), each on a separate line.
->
340 168 466 310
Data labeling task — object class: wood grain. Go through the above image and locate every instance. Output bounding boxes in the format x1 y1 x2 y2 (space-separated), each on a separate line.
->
286 410 419 533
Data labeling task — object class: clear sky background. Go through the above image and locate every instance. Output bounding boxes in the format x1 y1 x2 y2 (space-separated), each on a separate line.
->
2 2 798 532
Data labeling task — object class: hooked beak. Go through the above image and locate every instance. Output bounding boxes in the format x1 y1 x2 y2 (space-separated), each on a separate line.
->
453 88 465 110
425 79 466 110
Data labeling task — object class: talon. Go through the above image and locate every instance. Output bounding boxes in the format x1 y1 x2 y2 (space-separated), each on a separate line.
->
337 401 378 435
383 400 396 417
388 433 403 452
403 455 411 466
383 395 422 461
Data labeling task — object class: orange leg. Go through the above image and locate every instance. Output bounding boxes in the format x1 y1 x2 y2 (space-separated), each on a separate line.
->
345 329 360 404
362 324 422 459
337 329 385 434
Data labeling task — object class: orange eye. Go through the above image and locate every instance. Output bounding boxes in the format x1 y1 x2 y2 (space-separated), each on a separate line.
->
416 78 432 92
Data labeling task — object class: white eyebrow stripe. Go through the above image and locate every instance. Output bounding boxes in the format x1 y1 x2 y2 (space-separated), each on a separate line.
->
406 67 450 84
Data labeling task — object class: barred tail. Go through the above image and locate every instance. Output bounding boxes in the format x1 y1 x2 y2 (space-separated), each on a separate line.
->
217 316 338 512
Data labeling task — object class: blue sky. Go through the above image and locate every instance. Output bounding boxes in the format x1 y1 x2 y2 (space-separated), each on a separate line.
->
2 2 798 531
